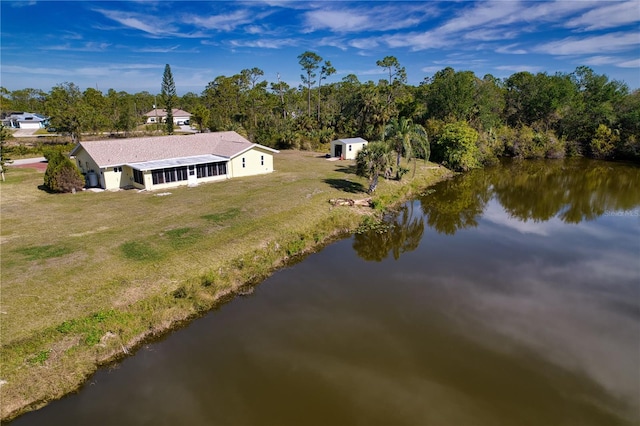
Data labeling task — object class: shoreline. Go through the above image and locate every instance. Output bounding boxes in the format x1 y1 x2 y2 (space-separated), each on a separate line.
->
0 155 452 422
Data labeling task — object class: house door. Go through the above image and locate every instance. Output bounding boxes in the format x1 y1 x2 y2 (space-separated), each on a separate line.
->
188 165 197 186
334 145 343 158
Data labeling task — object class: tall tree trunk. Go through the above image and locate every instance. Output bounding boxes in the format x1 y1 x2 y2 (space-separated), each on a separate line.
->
369 172 379 193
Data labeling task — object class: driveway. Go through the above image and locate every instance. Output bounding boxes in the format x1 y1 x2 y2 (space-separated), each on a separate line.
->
10 128 39 138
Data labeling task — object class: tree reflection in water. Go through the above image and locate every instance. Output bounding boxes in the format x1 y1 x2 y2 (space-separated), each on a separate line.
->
353 202 424 261
420 158 640 234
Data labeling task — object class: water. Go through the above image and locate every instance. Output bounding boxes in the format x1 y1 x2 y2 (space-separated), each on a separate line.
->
11 159 640 425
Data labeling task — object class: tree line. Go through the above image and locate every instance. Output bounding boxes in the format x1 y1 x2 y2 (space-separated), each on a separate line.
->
2 54 638 168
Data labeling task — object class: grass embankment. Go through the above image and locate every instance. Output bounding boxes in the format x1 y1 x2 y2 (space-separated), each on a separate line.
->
0 150 451 421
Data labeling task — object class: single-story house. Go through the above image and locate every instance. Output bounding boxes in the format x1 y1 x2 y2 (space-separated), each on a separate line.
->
69 131 279 191
330 137 368 160
2 112 49 129
144 108 192 125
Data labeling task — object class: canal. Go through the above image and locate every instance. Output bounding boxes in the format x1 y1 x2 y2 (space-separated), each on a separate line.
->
11 159 640 425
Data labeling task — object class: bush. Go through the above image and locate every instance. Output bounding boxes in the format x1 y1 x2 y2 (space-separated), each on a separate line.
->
43 150 85 193
477 128 505 166
502 126 565 159
433 121 481 171
589 124 618 159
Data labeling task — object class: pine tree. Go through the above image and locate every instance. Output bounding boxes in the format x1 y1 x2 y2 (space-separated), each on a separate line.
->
161 64 176 135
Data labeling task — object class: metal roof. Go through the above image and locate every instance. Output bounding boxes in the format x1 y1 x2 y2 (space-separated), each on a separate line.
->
333 137 368 144
127 154 228 171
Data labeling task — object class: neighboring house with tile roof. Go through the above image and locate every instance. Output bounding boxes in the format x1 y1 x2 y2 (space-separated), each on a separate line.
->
2 112 50 129
69 131 279 191
144 108 192 125
330 137 368 160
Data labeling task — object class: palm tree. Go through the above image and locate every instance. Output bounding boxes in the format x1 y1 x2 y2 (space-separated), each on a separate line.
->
384 117 430 179
355 142 393 193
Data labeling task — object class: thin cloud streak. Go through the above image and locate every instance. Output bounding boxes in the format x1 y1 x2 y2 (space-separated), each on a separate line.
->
536 32 640 55
564 0 640 31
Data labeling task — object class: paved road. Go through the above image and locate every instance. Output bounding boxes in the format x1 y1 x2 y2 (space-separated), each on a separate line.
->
10 157 47 165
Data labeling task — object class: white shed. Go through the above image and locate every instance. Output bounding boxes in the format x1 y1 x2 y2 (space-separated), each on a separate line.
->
330 137 368 160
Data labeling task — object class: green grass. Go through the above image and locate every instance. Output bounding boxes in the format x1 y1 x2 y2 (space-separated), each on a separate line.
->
0 150 451 421
14 244 74 261
120 241 164 261
201 207 241 222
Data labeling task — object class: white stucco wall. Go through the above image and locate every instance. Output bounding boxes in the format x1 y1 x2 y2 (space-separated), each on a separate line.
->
229 148 275 178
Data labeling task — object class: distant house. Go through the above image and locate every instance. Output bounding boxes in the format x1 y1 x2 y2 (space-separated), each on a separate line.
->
330 137 368 160
144 108 192 125
69 131 279 191
2 112 49 129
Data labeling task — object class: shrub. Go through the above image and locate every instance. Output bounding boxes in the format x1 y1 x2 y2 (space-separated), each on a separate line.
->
503 126 565 159
589 124 618 159
477 128 505 166
43 150 84 193
433 121 481 171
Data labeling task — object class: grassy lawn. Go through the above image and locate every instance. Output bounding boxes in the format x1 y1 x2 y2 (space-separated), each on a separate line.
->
0 149 450 421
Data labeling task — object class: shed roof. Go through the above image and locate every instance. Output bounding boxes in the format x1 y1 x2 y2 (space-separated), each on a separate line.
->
333 137 368 145
70 131 278 168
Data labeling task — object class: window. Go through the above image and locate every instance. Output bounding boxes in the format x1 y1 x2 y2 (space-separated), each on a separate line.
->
349 145 352 151
133 169 144 185
152 169 164 185
114 166 122 172
196 161 227 178
242 158 246 168
151 166 190 185
176 166 188 181
261 155 264 166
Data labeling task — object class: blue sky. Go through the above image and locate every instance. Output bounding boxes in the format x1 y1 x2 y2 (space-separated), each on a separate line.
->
1 0 639 95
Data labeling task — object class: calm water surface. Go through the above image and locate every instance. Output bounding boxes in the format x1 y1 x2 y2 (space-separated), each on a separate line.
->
12 159 640 425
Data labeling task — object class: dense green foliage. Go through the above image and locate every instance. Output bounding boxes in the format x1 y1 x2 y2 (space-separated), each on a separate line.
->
355 141 393 193
432 121 481 171
384 117 429 179
2 60 638 165
43 149 85 193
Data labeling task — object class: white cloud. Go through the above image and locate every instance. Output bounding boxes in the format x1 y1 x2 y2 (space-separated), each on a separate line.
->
94 8 174 37
1 65 70 76
438 1 523 34
184 10 254 31
304 10 371 33
536 31 640 55
134 45 182 54
618 58 640 68
495 44 528 55
9 0 37 8
463 28 520 42
495 64 544 73
421 66 443 74
523 0 598 24
582 55 619 66
44 42 111 52
228 38 298 49
303 3 432 33
348 37 380 50
565 0 640 31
